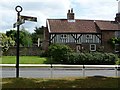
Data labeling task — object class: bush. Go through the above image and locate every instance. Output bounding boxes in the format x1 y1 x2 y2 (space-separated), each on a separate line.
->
48 44 73 63
68 52 118 65
115 58 120 65
48 44 118 65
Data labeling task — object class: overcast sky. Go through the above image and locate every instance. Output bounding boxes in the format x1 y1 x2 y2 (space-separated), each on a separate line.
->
0 0 118 33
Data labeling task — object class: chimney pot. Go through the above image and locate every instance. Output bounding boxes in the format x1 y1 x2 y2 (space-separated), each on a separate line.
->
71 8 73 13
67 8 75 20
68 9 70 13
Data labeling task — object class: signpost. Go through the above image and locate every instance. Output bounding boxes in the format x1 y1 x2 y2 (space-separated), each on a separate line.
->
20 15 37 22
13 19 25 28
14 6 37 78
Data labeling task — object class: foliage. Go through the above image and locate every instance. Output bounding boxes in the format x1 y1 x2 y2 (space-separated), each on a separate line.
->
48 44 73 63
115 58 120 65
68 52 118 65
20 27 33 47
0 33 15 52
31 26 44 44
108 37 120 48
6 30 17 42
48 44 118 65
6 27 33 47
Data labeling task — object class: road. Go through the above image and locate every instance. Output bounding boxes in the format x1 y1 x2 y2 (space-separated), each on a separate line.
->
1 67 120 78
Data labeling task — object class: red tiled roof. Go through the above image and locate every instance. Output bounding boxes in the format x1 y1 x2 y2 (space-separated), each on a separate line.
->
47 19 98 33
95 20 120 30
47 19 120 33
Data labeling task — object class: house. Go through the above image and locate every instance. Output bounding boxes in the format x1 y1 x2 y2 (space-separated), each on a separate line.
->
44 8 120 53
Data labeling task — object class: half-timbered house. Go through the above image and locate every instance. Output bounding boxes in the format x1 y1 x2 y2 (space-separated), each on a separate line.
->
44 8 120 53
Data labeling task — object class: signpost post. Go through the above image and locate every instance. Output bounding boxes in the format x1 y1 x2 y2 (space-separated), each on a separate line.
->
14 6 37 78
15 6 22 78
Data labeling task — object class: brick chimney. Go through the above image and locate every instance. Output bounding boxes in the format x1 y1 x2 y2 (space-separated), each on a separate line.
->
67 8 75 20
115 1 120 22
115 13 120 22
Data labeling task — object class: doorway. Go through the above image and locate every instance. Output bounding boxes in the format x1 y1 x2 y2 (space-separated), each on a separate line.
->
76 44 82 52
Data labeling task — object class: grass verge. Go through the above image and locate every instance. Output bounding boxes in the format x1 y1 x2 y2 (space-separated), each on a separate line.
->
1 56 49 64
2 77 120 89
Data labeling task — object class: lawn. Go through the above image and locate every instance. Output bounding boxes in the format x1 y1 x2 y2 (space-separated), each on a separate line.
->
1 77 119 89
0 56 49 64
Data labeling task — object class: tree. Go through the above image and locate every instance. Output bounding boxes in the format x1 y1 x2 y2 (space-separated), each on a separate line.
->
20 27 33 47
6 30 17 42
0 33 15 52
6 27 33 47
32 26 45 44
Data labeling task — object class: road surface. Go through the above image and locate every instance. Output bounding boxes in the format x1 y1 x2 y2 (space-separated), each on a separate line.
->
1 67 120 78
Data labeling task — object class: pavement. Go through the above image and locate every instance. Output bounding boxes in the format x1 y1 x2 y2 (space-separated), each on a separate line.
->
1 64 120 78
0 64 119 67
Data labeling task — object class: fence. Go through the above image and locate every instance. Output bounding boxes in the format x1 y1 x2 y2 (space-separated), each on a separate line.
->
1 64 120 78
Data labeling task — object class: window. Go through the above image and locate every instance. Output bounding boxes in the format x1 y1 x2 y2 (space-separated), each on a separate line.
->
86 34 93 43
115 31 120 38
60 34 68 43
115 44 120 53
60 34 68 39
76 45 81 52
86 34 92 39
90 44 96 51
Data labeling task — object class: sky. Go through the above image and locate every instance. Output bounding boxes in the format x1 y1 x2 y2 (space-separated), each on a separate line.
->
0 0 119 33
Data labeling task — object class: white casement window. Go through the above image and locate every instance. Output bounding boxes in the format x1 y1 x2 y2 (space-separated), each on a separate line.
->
90 44 96 51
60 34 68 39
115 44 120 53
60 34 68 43
86 34 92 39
115 31 120 38
86 34 92 43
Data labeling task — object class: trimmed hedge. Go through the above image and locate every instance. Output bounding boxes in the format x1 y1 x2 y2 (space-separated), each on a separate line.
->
115 58 120 65
48 44 118 65
67 52 117 65
51 52 118 65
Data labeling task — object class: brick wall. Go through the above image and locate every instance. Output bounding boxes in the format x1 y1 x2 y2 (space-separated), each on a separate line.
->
102 31 115 52
3 47 43 56
43 27 49 51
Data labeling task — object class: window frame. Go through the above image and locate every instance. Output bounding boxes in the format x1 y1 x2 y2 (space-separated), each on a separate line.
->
115 44 120 53
90 44 96 51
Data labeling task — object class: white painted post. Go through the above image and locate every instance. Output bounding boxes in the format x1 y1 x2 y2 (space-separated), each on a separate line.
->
115 66 118 77
50 68 53 78
83 65 85 77
38 38 40 47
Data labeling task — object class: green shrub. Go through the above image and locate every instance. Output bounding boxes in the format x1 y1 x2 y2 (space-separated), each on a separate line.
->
48 44 73 63
115 58 120 65
48 44 118 65
68 52 117 65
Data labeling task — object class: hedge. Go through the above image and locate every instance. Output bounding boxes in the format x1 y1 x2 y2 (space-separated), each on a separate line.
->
52 52 118 65
67 52 117 65
48 44 118 65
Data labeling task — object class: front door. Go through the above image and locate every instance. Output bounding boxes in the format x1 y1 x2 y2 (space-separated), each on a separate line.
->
76 44 82 52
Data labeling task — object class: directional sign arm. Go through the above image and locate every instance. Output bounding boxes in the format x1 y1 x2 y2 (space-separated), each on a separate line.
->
13 19 25 28
20 15 37 22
